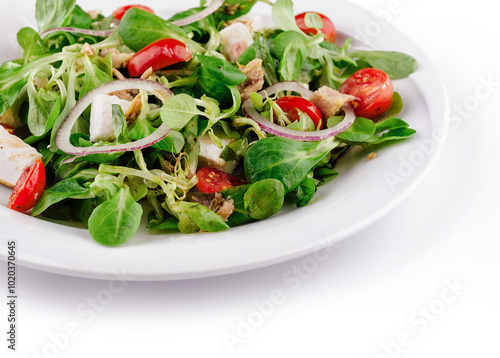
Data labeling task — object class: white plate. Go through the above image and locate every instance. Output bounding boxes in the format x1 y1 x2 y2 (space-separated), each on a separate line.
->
0 0 448 280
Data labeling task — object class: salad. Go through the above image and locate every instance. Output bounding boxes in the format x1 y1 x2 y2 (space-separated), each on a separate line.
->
0 0 418 246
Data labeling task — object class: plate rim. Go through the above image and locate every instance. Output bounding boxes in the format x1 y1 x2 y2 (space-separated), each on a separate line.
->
0 0 449 280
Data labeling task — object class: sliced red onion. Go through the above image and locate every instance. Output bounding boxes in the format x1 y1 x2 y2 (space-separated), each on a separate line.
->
243 81 355 141
171 0 225 27
40 27 115 39
262 81 314 99
56 79 173 156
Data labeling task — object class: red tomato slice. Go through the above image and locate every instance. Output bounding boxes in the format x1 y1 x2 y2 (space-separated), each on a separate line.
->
113 5 155 20
8 158 46 213
128 38 193 77
275 96 323 129
196 167 245 194
0 123 15 134
295 12 336 43
338 68 393 119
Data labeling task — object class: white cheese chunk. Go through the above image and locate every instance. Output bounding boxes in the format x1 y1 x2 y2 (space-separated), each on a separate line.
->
0 126 42 188
89 94 132 142
219 22 254 62
198 134 237 174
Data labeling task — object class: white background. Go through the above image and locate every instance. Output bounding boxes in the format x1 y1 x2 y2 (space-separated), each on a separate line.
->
2 0 499 357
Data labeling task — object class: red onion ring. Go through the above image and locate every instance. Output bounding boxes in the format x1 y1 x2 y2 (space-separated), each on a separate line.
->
56 79 173 156
263 81 314 98
242 81 356 141
171 0 225 27
40 27 115 39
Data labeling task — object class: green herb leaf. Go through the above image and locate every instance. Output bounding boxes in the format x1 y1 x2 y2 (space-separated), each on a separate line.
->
271 31 306 60
304 12 324 29
32 178 91 217
328 116 376 142
55 157 87 180
218 120 241 140
279 40 303 81
88 186 143 246
313 166 338 186
27 87 61 137
208 129 223 149
160 94 202 131
157 130 185 153
197 67 234 108
197 55 247 85
72 198 95 228
239 37 279 85
250 92 265 112
244 136 339 192
286 111 316 132
377 92 403 121
372 127 416 144
177 202 230 232
128 116 184 153
349 50 418 79
62 4 92 29
272 0 307 36
148 215 179 234
375 116 410 133
80 55 113 98
0 77 28 115
220 137 248 161
35 0 76 33
244 179 285 220
293 177 317 207
118 8 204 53
111 104 127 141
214 0 259 21
68 134 124 164
17 27 45 62
178 212 200 234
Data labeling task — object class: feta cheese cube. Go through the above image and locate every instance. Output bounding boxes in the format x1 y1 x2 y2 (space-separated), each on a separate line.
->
198 134 237 173
89 94 132 142
219 22 254 62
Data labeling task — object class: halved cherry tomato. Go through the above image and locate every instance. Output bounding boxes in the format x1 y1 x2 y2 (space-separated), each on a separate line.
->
128 38 193 77
113 5 155 20
338 68 393 119
8 158 46 213
275 96 323 129
196 167 245 193
295 12 336 43
0 123 15 134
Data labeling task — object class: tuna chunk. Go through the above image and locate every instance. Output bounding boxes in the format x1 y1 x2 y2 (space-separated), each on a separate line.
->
188 192 235 221
99 48 135 69
237 59 265 101
309 86 356 119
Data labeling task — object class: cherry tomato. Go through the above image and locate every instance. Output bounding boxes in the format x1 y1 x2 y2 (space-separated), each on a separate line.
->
275 96 323 129
338 68 393 119
8 158 46 213
128 38 193 77
0 123 14 134
295 12 336 43
113 5 155 20
196 167 245 193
